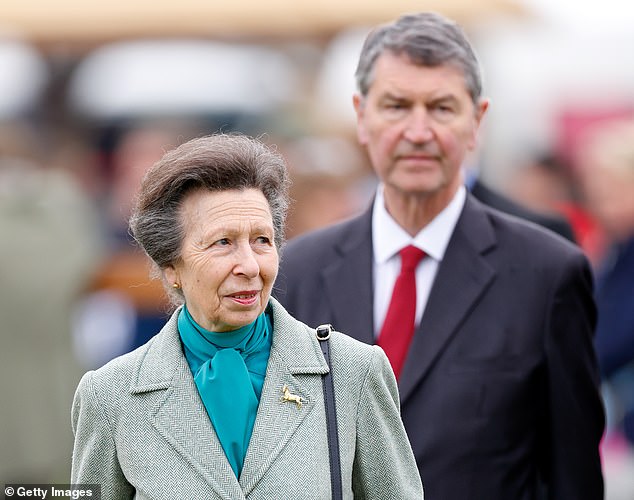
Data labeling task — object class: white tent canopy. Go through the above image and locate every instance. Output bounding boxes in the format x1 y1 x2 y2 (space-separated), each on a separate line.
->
0 0 527 44
0 39 48 118
67 40 300 119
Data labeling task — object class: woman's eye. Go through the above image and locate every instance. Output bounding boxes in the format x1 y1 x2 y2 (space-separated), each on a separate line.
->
255 236 271 245
215 238 231 246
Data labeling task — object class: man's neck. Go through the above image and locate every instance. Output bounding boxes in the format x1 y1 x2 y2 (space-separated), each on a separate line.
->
383 184 460 236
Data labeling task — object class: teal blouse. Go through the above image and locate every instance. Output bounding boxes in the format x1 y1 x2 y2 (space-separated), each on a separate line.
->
177 304 272 477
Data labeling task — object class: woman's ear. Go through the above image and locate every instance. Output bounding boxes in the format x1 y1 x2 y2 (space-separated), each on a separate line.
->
163 265 178 288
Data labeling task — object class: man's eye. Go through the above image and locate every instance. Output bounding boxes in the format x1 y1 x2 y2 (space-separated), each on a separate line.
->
433 103 455 115
255 236 272 245
215 238 231 246
385 102 405 110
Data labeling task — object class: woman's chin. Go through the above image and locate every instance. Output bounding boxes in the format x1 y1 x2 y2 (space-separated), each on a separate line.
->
217 310 262 332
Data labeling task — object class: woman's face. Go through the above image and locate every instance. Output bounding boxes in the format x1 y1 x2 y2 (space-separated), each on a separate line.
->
165 188 279 332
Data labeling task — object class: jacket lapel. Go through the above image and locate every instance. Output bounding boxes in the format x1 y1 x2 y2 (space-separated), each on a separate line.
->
130 311 245 499
321 208 375 344
399 196 497 404
239 299 328 496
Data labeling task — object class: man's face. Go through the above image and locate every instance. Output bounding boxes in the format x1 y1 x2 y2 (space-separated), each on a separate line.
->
354 52 488 204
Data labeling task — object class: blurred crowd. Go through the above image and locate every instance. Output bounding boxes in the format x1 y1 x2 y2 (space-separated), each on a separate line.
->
1 16 633 498
504 118 634 498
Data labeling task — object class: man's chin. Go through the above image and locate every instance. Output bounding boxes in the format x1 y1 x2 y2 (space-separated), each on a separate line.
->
389 176 445 197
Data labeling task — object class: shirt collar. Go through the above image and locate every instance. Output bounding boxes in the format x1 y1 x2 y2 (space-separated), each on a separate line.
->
372 184 466 263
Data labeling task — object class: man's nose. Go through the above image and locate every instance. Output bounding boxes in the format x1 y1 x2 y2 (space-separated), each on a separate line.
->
403 108 433 144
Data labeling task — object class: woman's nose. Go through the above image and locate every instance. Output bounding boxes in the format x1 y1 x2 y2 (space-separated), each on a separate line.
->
233 244 260 277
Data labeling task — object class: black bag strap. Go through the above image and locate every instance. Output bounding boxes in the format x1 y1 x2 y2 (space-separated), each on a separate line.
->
316 324 343 500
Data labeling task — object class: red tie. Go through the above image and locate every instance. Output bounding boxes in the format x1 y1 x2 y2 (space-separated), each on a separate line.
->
378 245 425 379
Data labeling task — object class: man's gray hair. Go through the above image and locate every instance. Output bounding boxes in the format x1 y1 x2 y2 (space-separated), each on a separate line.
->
355 12 483 103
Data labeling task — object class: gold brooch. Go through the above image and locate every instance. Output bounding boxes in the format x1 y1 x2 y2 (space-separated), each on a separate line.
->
281 385 303 409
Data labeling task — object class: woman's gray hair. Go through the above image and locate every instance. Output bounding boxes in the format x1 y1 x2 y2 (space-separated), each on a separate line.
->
355 12 483 104
129 133 290 302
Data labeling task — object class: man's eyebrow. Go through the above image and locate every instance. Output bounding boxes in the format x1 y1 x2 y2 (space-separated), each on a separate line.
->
379 92 410 102
429 94 459 104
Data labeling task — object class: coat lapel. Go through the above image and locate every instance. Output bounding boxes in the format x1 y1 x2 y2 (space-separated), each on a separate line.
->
130 311 245 499
239 299 328 496
321 208 375 344
399 196 497 404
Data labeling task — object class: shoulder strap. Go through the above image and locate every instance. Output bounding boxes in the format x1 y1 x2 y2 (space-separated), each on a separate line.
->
316 324 343 500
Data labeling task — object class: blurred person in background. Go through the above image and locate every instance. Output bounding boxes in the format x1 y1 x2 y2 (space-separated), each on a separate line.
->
464 152 577 242
282 135 372 238
276 11 604 499
71 134 423 499
73 120 207 369
0 126 102 482
505 151 604 256
578 120 634 452
505 152 578 218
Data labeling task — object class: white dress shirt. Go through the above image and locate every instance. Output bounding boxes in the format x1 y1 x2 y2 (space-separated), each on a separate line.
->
372 184 466 338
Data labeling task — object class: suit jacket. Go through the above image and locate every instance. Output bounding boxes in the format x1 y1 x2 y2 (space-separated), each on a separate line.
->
275 194 604 500
71 298 423 499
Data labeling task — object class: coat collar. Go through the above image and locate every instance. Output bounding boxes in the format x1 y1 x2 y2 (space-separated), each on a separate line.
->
129 298 328 496
129 298 327 390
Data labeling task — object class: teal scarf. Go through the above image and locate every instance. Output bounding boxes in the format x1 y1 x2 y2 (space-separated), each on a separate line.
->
178 304 272 478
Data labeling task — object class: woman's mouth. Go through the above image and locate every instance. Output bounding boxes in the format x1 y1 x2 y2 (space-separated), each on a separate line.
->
228 291 259 305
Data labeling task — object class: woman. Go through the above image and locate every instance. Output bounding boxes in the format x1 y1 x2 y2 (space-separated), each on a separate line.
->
71 133 423 499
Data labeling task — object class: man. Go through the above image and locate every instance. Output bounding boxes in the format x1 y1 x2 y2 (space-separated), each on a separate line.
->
275 12 604 499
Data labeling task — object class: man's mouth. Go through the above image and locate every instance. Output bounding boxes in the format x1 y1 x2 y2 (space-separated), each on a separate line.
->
400 153 437 161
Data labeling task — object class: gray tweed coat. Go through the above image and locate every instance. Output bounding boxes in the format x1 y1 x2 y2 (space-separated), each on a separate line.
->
71 298 423 499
